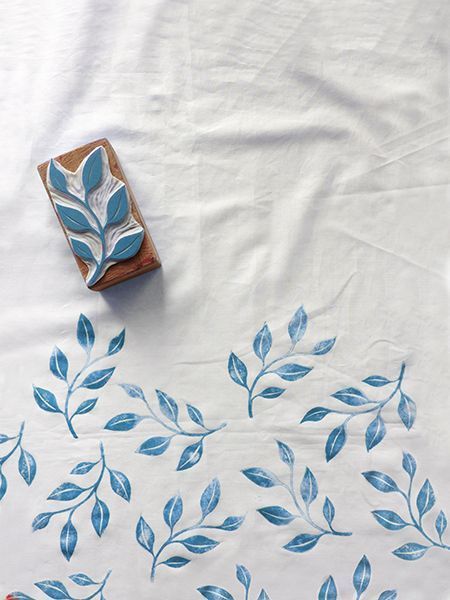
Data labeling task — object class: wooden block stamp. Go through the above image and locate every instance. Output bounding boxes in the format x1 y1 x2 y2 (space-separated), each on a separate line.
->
37 139 161 291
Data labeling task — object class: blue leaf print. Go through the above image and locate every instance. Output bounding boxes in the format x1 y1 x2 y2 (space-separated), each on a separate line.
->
243 441 350 554
71 239 95 262
230 305 334 417
109 230 144 261
257 591 271 600
198 587 234 600
56 204 92 233
106 185 128 225
69 573 96 585
18 449 37 486
318 576 337 600
378 592 398 600
35 580 71 599
82 147 103 193
236 565 251 592
34 315 124 438
198 563 270 600
137 479 244 580
364 451 450 559
49 159 68 194
33 444 131 561
353 555 371 598
107 329 125 356
0 472 7 500
107 385 225 471
0 422 36 501
11 571 112 600
302 363 413 461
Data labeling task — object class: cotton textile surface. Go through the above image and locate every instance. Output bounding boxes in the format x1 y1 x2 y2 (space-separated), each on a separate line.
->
0 0 448 598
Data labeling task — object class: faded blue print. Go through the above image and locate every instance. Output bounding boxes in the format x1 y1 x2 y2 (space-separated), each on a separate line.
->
0 421 36 500
9 570 111 600
198 564 271 600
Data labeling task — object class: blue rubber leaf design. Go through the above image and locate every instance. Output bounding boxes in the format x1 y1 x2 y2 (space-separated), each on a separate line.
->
363 375 391 387
331 387 369 406
73 398 98 417
300 467 318 505
156 390 179 424
91 498 110 537
392 542 429 560
353 555 371 596
288 305 308 344
276 440 295 466
107 329 126 356
435 510 447 538
177 440 204 471
236 564 251 591
120 383 145 400
372 510 408 530
136 516 155 554
179 535 219 554
186 404 205 427
18 449 36 485
378 592 398 600
216 515 245 531
253 323 272 362
257 387 285 399
325 425 347 462
164 495 183 529
137 436 172 456
323 497 335 527
362 472 400 493
312 338 336 355
35 580 71 599
104 413 144 431
416 479 435 517
82 147 103 193
56 204 91 233
49 159 68 194
33 386 61 413
301 406 331 423
60 520 77 561
161 556 190 569
0 472 7 500
198 586 234 600
69 573 96 586
109 231 144 261
273 363 312 381
318 576 337 600
48 482 84 501
365 415 386 451
257 505 295 526
70 461 97 475
50 347 69 381
398 393 416 430
71 238 95 262
106 185 128 225
201 478 221 518
109 469 131 501
77 314 95 351
228 353 248 388
402 452 417 479
283 533 321 553
81 368 115 390
32 512 53 530
242 467 280 488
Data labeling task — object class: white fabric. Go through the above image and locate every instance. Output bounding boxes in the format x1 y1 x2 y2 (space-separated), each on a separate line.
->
0 1 448 598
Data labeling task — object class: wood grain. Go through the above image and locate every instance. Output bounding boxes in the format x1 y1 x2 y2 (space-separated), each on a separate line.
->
37 138 161 291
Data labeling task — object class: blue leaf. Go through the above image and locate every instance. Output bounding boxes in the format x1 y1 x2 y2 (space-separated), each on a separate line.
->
161 556 190 569
109 469 131 501
378 592 397 600
33 386 61 413
331 387 369 406
416 479 435 517
186 404 205 427
137 436 171 456
0 471 7 500
253 323 272 362
71 238 95 262
91 498 110 537
35 580 71 599
398 393 416 430
60 520 77 561
0 434 11 443
50 347 68 381
177 440 204 471
56 204 91 233
109 230 144 261
362 375 391 387
104 413 144 431
300 467 318 505
69 573 96 586
49 159 68 194
402 452 416 479
32 512 53 530
301 406 331 423
257 505 295 526
81 368 115 389
77 314 95 351
288 305 308 344
323 497 335 527
365 415 386 451
198 586 234 600
318 576 337 600
136 516 154 554
353 555 371 596
107 329 126 356
257 591 271 600
312 338 336 355
119 383 146 400
435 510 447 538
228 353 248 388
273 363 312 381
70 461 97 475
201 478 221 518
257 387 285 399
325 425 347 462
73 398 98 417
106 185 128 225
18 449 36 486
392 542 429 560
82 147 103 193
276 440 295 466
236 564 251 591
242 467 280 488
216 515 245 531
179 535 219 554
48 482 84 501
362 472 399 493
372 510 408 531
164 495 183 529
156 390 179 424
283 533 322 553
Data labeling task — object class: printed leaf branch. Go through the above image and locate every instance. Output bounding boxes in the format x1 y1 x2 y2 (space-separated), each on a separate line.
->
198 564 271 600
8 570 112 600
0 421 36 501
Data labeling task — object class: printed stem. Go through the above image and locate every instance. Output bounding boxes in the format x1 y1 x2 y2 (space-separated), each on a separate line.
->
0 422 25 466
85 570 112 600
